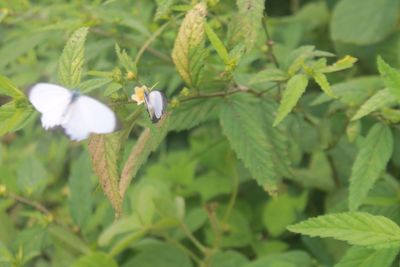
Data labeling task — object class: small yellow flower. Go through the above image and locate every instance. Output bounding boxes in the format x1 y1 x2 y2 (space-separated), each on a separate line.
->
131 86 147 105
126 71 136 81
0 184 6 196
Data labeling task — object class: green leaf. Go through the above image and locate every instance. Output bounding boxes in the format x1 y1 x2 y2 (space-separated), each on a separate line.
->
320 55 358 73
249 68 289 85
235 0 264 51
273 74 309 126
210 251 249 267
288 212 400 249
330 0 398 45
313 72 336 98
0 102 34 137
263 192 308 237
351 89 396 121
311 76 383 107
335 246 398 267
88 133 123 218
155 0 175 20
169 99 219 131
58 27 89 88
219 98 278 190
242 251 312 267
68 152 93 229
171 3 207 89
48 225 90 255
349 123 393 211
122 243 192 267
0 75 25 98
204 22 230 64
71 252 118 267
98 215 142 246
377 56 400 102
115 43 137 76
79 77 113 93
17 157 48 197
120 115 170 199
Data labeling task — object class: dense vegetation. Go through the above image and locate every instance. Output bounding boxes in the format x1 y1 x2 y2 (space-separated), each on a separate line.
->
1 0 400 266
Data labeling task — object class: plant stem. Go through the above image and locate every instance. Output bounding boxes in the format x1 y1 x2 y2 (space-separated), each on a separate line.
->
222 163 239 223
179 221 207 254
262 16 280 69
134 22 171 67
8 192 51 215
162 233 202 264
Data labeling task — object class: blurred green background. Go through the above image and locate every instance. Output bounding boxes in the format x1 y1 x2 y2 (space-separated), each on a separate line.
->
1 0 400 267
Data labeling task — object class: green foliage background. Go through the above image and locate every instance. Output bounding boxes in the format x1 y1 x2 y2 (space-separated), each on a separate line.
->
1 0 400 266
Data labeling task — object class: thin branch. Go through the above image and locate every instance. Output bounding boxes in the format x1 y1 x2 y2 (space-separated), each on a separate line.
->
8 192 51 215
262 16 280 69
134 22 171 66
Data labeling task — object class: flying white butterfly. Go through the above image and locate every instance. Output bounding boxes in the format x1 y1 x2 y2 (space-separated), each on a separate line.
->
29 83 118 141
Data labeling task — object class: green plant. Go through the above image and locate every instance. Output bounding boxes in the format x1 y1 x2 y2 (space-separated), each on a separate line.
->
1 1 400 267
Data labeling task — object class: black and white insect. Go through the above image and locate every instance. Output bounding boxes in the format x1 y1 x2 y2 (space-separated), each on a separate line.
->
143 90 167 123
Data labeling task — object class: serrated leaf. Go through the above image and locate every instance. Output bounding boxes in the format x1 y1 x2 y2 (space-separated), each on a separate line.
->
115 43 137 75
79 77 113 93
169 99 219 131
351 89 396 121
48 225 90 254
155 0 175 20
320 56 358 73
288 212 400 249
219 98 278 191
0 75 25 98
68 152 93 229
71 252 118 267
88 133 123 218
311 76 383 107
313 72 336 98
261 99 292 178
335 246 398 267
236 0 264 51
349 123 393 211
250 68 289 85
171 3 207 89
273 74 309 126
204 22 229 64
58 27 89 88
0 102 34 137
120 115 170 199
377 56 400 102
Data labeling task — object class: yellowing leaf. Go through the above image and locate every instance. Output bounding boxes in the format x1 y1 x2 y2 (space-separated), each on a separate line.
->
88 133 123 218
313 72 336 98
321 55 357 73
171 3 207 89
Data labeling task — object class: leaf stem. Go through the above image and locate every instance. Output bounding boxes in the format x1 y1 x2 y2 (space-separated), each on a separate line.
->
179 221 208 254
134 22 171 67
262 15 280 69
8 192 51 215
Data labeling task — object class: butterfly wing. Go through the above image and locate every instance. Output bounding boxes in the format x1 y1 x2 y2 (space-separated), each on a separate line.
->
29 83 72 129
61 96 117 141
147 91 167 122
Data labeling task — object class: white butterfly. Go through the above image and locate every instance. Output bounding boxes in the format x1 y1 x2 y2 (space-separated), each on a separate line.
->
29 83 117 141
143 90 167 122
